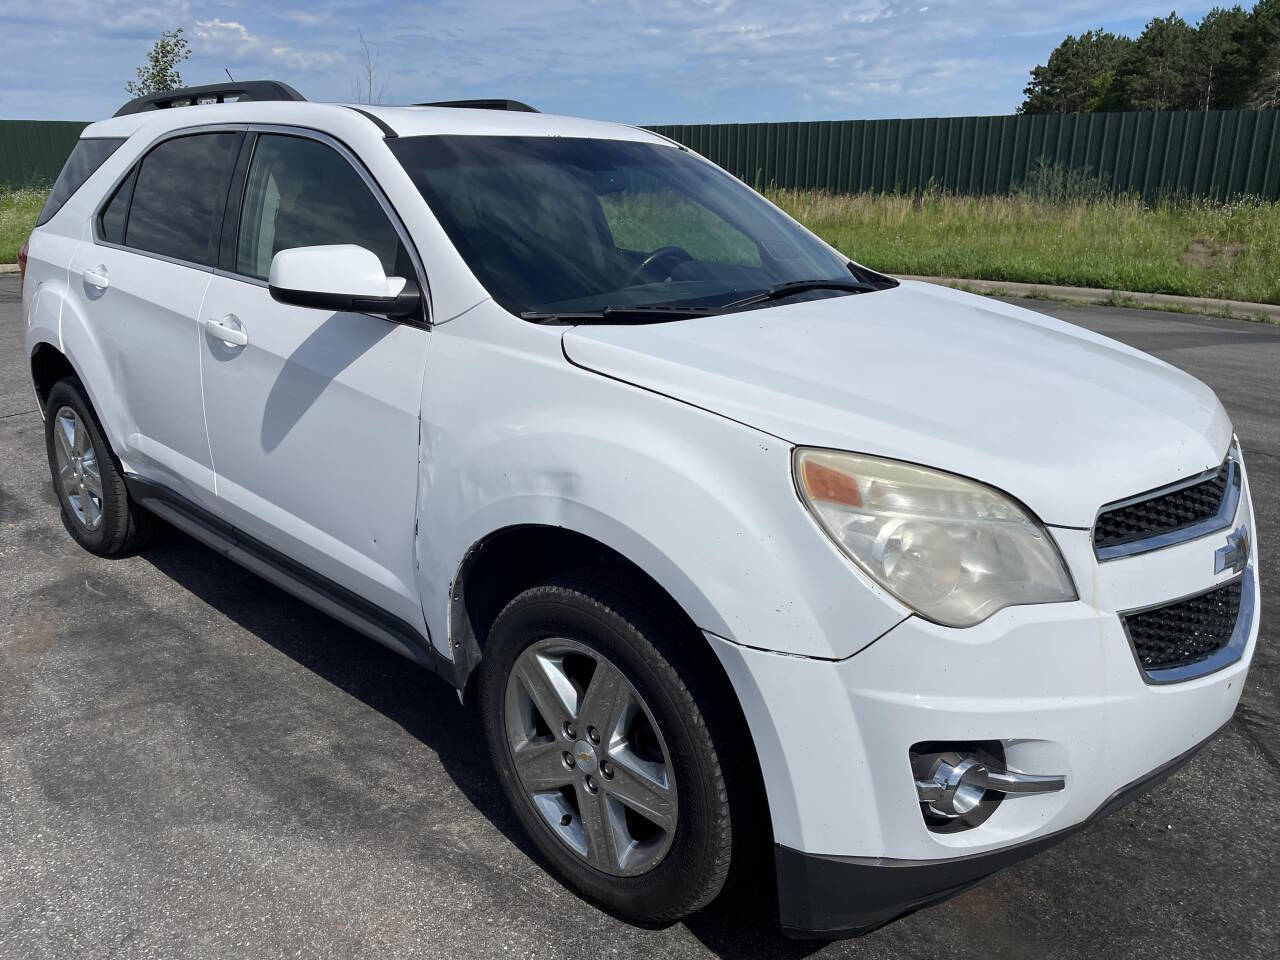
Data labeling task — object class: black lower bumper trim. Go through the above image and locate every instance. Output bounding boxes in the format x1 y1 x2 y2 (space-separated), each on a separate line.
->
776 720 1229 939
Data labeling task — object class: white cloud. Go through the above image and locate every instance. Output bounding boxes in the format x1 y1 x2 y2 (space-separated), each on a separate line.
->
193 16 343 71
280 11 333 26
192 18 255 54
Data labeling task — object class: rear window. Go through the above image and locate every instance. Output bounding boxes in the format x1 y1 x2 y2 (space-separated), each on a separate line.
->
36 138 125 226
124 132 240 266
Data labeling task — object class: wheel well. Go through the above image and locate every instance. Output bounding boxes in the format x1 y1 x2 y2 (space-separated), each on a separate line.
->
30 343 76 412
451 526 686 672
452 526 721 699
451 524 772 859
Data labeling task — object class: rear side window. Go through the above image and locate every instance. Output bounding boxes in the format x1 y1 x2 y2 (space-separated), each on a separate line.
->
125 132 240 267
36 138 125 226
99 168 135 245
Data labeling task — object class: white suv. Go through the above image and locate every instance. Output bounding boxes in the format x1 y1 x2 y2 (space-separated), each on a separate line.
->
20 82 1260 937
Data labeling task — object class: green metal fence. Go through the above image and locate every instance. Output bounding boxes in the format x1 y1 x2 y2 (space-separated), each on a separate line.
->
0 120 89 187
647 110 1280 200
4 110 1279 200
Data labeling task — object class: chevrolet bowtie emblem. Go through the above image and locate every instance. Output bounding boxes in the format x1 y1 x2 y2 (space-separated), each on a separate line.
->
1214 526 1250 575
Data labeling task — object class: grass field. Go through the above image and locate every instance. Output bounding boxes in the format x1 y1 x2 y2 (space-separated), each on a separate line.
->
4 179 1279 305
0 184 45 264
770 189 1280 306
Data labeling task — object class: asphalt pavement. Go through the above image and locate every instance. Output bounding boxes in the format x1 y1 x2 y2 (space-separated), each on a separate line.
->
1 274 1276 959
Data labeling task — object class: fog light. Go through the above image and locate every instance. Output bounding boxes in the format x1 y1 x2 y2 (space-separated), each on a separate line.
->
911 744 1066 831
916 755 990 818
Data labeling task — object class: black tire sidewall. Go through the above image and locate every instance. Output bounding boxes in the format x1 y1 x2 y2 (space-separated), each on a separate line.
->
44 379 126 554
480 582 732 922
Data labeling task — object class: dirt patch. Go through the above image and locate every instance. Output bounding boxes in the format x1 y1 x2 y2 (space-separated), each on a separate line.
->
1181 236 1248 269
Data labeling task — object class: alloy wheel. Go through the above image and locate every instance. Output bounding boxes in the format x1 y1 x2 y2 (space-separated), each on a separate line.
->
504 637 678 877
52 406 103 531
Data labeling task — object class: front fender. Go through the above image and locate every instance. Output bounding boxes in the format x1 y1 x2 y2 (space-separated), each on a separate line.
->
416 301 907 663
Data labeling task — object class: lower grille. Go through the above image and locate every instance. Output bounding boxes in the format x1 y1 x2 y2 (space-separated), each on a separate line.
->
1123 578 1243 676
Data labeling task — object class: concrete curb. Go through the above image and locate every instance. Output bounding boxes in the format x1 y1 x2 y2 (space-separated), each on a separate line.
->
900 275 1280 323
0 264 17 274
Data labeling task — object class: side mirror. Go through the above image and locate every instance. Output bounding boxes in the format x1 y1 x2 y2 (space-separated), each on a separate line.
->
268 244 421 318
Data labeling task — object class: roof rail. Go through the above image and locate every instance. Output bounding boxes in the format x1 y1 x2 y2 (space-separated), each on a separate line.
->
114 81 306 117
415 99 539 113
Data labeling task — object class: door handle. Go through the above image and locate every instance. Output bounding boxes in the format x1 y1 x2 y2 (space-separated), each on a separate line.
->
205 314 248 348
82 265 110 291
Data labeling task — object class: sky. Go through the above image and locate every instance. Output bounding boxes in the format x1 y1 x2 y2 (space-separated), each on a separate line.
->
0 1 1216 124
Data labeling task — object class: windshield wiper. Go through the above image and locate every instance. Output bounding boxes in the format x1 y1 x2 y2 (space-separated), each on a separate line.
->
722 279 875 311
521 305 721 325
521 281 875 323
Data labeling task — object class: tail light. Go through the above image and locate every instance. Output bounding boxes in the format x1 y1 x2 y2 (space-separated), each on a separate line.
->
17 239 29 289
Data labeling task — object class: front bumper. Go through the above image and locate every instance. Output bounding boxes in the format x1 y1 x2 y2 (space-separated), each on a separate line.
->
773 722 1225 937
708 467 1259 937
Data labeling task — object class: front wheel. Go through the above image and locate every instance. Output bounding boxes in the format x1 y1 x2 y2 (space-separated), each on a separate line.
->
479 578 739 923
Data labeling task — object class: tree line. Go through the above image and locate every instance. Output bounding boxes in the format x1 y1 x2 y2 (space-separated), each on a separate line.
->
1020 1 1280 113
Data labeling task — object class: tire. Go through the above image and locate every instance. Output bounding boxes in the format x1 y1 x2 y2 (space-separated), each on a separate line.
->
479 576 740 924
44 377 152 556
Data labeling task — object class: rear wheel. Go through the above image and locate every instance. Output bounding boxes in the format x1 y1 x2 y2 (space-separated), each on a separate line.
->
479 577 738 923
44 378 151 556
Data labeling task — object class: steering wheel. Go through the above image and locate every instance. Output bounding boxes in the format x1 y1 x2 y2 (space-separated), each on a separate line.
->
624 245 694 286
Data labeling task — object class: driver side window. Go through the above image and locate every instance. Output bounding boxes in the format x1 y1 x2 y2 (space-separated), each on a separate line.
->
597 187 761 268
236 134 406 282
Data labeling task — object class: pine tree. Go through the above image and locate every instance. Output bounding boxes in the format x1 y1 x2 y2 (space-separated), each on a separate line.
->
1188 6 1252 110
1019 31 1134 113
1108 14 1198 111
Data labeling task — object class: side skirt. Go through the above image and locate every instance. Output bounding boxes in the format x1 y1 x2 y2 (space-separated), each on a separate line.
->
124 475 466 688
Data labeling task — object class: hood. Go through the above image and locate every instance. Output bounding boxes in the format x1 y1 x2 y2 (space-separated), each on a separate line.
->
561 281 1232 527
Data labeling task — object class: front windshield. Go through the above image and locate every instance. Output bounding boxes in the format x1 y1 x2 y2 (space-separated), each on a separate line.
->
388 134 875 318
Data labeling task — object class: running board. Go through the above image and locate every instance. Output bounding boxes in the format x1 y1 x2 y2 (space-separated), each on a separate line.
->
124 476 464 687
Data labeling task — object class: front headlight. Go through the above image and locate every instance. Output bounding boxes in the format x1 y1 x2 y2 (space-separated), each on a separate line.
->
794 448 1077 627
